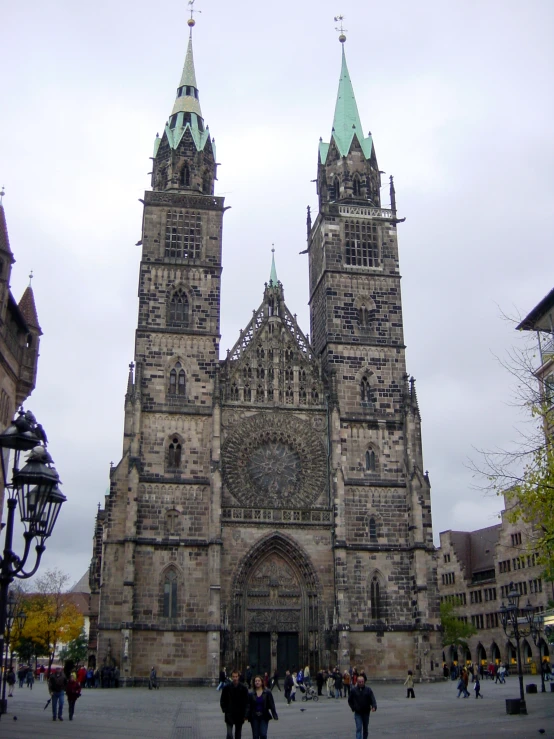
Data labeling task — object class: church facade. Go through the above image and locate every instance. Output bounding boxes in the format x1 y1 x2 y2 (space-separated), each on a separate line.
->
90 20 441 684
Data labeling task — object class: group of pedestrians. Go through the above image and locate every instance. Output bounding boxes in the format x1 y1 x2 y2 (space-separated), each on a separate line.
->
220 669 278 739
218 665 377 739
48 666 82 721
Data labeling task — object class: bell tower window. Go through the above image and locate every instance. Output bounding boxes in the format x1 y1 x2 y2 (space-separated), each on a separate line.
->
167 437 182 469
365 449 376 471
181 164 191 187
165 210 202 259
168 290 189 327
168 362 186 397
345 220 379 268
352 175 361 197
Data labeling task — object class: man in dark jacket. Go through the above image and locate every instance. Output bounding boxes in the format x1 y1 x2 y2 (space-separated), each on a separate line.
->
348 673 377 739
220 670 249 739
48 667 68 721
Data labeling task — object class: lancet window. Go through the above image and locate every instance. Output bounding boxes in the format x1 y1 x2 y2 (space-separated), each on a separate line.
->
365 449 376 471
370 576 383 620
360 376 371 403
168 290 189 327
168 362 186 397
167 437 182 470
163 569 178 618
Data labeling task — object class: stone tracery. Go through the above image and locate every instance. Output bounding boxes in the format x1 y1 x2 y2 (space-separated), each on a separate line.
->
221 412 327 508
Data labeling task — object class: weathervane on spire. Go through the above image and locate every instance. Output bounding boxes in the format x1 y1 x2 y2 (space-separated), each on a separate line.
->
28 270 33 286
187 0 201 36
0 186 5 206
334 14 347 43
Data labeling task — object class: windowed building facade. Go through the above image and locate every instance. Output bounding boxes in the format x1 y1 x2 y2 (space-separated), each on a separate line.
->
437 494 553 672
0 197 41 521
90 25 440 684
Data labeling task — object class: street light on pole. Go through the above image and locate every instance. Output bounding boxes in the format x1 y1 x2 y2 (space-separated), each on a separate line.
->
0 409 66 719
0 590 27 713
499 581 532 715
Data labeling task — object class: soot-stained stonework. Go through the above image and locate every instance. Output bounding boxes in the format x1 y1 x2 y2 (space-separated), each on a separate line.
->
221 412 327 508
91 29 441 686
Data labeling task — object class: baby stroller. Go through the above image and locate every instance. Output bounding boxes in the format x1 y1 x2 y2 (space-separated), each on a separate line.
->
301 684 319 702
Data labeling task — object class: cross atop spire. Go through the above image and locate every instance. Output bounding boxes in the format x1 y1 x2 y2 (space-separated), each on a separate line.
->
187 0 201 37
334 14 347 43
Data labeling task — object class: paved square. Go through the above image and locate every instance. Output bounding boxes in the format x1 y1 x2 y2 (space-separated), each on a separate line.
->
0 676 552 738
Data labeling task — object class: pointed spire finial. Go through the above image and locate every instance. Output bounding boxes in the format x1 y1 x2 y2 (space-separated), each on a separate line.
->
0 186 5 206
187 0 201 36
28 270 33 286
269 245 278 286
334 14 347 43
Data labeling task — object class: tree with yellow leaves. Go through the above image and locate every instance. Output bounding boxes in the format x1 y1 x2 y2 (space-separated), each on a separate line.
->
19 569 84 671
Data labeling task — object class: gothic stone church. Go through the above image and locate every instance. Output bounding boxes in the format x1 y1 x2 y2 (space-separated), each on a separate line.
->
90 22 441 684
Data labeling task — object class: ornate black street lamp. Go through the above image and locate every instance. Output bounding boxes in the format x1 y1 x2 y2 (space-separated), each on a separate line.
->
0 591 27 713
499 582 533 715
0 409 66 718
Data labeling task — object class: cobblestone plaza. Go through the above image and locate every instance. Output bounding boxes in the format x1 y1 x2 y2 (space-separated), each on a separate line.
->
1 677 552 738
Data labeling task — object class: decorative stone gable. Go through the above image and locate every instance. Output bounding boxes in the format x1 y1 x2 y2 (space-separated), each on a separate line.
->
221 280 325 408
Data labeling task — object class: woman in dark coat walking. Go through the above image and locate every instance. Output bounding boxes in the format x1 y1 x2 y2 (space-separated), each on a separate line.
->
247 675 278 739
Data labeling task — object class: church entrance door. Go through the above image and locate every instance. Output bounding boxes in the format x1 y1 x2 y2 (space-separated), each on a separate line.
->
249 632 271 675
277 632 299 674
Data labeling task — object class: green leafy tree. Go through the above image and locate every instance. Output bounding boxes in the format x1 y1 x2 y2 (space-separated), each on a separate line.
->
440 598 477 648
20 569 84 671
58 627 88 666
473 324 554 581
503 440 554 581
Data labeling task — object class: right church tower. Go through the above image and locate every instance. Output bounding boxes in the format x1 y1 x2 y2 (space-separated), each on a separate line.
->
308 32 441 675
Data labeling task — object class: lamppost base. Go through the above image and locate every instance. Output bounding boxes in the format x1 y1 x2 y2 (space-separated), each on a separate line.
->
505 698 527 715
0 698 7 715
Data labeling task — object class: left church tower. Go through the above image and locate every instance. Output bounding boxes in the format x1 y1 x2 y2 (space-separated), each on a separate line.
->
93 15 226 683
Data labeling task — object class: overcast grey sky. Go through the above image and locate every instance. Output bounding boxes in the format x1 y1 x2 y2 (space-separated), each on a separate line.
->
2 0 553 587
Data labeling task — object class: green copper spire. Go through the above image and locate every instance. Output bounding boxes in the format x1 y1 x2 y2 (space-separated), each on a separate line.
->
153 22 213 157
172 38 202 119
319 41 373 164
269 247 278 286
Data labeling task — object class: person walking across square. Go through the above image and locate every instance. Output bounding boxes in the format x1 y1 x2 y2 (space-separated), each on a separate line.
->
220 669 249 739
246 674 278 739
348 673 377 739
48 667 67 721
404 670 415 698
66 674 82 720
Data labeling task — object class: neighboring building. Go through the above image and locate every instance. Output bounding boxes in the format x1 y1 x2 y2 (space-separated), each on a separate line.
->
0 192 42 520
68 571 92 641
91 22 441 684
517 287 554 438
88 504 106 667
437 494 552 672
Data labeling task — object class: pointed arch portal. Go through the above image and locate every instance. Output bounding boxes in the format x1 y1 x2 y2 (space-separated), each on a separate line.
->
230 533 322 674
